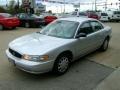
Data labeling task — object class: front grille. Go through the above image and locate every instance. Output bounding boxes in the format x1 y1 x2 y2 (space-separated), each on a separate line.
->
9 48 22 58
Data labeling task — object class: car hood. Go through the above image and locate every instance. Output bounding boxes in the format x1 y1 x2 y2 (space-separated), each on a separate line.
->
9 33 74 55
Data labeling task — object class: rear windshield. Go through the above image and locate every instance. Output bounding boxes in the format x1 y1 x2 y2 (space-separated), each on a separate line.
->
79 12 87 16
114 11 120 14
101 13 108 16
0 13 12 17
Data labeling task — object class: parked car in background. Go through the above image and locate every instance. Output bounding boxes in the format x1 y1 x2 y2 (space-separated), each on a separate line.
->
86 11 100 20
39 13 57 25
0 13 20 30
16 13 45 28
6 17 112 75
106 10 120 22
98 12 109 22
72 12 88 18
71 11 100 20
44 15 57 24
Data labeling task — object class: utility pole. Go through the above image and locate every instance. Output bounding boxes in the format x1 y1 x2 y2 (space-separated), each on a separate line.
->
79 2 80 12
105 0 108 11
95 0 97 11
92 1 94 11
63 0 65 13
118 0 120 10
17 0 19 8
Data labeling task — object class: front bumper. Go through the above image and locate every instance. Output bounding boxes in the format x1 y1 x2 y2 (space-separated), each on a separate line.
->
6 50 54 74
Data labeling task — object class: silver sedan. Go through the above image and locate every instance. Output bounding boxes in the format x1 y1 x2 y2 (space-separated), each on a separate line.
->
6 17 112 75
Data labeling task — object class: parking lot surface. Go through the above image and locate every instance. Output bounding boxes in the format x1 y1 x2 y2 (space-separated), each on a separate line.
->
0 23 119 90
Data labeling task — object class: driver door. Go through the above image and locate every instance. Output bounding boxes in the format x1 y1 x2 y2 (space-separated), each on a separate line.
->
74 21 95 58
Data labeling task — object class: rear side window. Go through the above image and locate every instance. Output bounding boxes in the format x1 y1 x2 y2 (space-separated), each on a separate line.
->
101 13 108 16
90 21 104 32
78 22 93 35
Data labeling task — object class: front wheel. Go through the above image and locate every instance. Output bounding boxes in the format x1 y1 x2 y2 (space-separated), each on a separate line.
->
53 55 70 75
100 38 109 51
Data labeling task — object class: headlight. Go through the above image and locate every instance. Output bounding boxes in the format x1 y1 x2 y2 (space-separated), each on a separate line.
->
22 54 49 62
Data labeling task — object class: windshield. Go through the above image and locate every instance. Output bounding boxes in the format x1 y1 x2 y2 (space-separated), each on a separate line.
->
40 20 79 38
101 13 108 16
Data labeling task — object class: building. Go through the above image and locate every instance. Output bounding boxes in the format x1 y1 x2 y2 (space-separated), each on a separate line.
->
22 0 46 13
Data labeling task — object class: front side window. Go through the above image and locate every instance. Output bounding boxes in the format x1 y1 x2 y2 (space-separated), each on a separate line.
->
77 22 93 35
40 20 79 39
90 21 103 32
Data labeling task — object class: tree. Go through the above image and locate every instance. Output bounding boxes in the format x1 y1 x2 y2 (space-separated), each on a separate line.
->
7 0 16 14
0 6 6 13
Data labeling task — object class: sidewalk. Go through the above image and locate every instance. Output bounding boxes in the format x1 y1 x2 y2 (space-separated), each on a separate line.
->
94 67 120 90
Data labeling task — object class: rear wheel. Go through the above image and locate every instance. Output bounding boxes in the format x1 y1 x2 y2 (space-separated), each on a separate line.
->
53 54 70 75
100 38 109 51
0 24 3 31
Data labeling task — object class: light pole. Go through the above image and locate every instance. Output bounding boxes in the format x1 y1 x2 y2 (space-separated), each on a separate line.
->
95 0 97 11
105 0 108 11
118 0 120 10
63 0 65 13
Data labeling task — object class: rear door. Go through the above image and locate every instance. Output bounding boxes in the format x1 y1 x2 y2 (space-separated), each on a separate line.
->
90 20 105 47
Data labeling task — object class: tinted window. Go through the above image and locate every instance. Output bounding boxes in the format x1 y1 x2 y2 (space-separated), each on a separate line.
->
91 21 103 32
19 14 27 18
79 12 87 16
78 22 93 35
101 13 108 16
114 11 120 14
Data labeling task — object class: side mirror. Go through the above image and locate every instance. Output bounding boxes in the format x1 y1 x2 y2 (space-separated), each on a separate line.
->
76 33 87 38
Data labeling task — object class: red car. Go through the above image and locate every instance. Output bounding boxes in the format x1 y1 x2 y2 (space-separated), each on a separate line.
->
0 13 20 30
44 15 57 25
86 11 100 20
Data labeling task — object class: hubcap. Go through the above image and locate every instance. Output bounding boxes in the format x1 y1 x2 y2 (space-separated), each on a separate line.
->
103 40 108 50
58 57 69 73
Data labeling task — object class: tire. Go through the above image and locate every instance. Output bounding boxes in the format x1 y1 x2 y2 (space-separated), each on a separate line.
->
100 38 109 51
24 22 30 28
0 24 3 31
53 54 70 75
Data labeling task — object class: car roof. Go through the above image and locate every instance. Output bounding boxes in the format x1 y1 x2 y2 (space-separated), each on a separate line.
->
58 17 96 23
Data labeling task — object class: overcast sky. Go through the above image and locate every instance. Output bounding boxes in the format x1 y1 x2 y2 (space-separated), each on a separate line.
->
0 0 119 13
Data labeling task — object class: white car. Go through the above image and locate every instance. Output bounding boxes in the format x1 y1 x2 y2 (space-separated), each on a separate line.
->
106 10 120 22
99 12 109 22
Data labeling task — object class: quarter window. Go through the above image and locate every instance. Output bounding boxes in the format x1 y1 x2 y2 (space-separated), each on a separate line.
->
90 21 103 32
